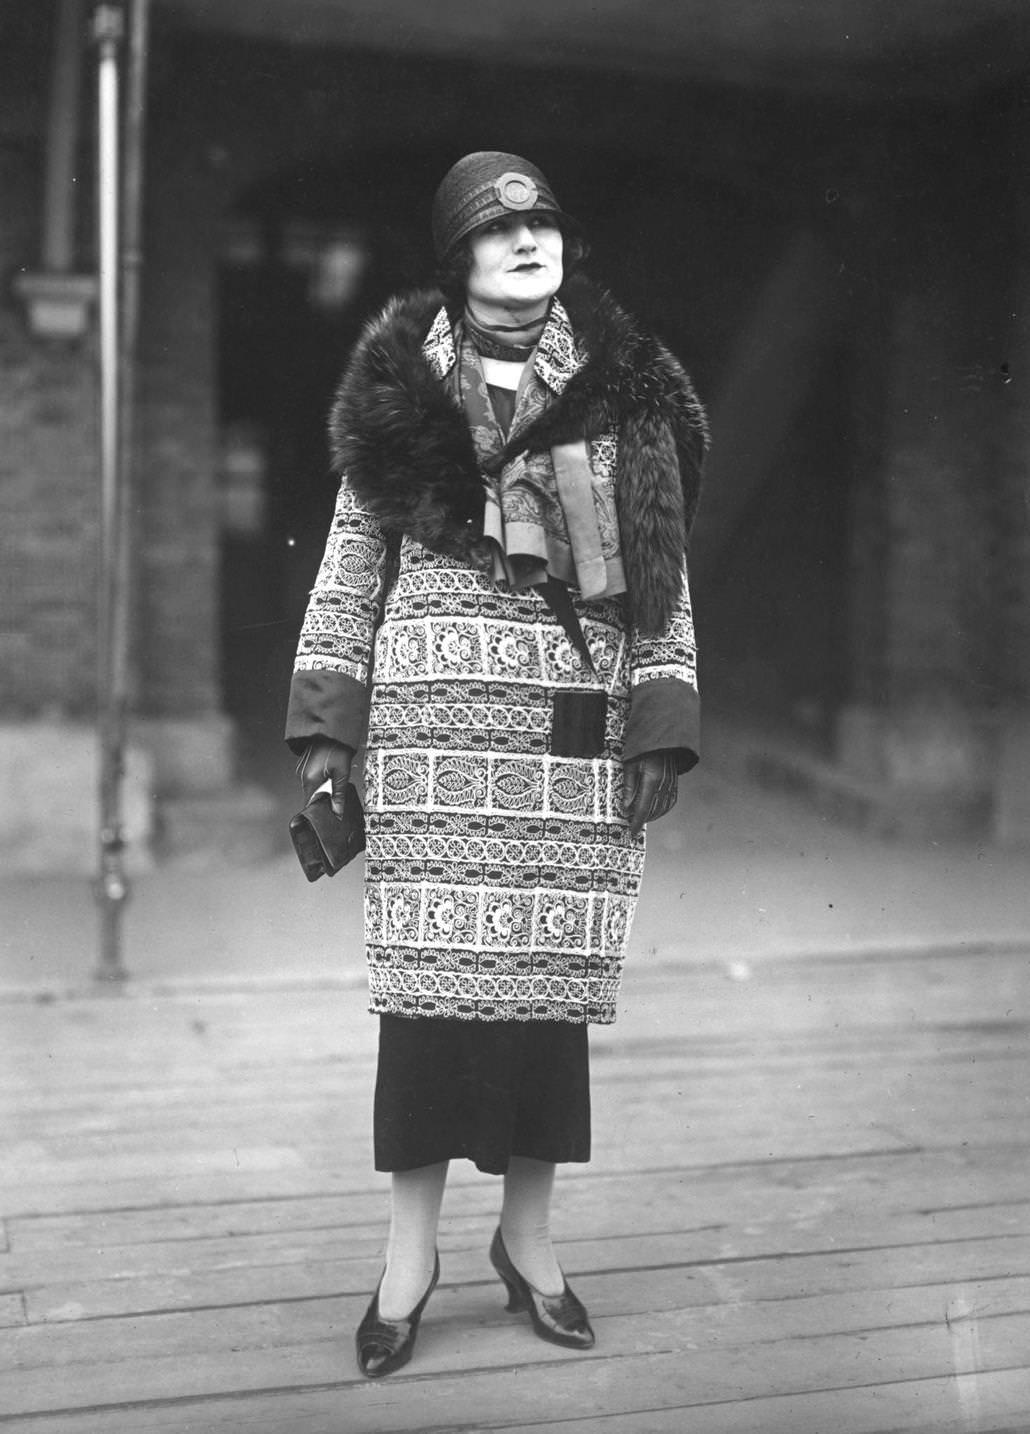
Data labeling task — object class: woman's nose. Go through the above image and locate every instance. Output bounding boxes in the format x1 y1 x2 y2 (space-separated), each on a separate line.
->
512 224 538 250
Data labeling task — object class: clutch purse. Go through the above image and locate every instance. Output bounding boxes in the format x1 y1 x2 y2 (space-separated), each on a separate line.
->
289 784 366 881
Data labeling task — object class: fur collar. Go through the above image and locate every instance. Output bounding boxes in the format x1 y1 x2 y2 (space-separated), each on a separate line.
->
328 274 708 633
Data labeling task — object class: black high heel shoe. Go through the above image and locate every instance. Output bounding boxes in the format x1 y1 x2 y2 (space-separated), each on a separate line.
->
355 1252 440 1378
489 1228 595 1350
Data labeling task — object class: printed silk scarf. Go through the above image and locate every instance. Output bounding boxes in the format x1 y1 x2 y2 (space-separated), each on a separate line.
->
446 319 626 601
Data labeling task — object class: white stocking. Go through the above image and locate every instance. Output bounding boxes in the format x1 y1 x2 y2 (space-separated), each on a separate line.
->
500 1155 564 1295
378 1161 449 1319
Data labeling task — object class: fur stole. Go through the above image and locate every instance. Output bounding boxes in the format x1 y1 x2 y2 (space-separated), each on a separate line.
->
328 274 709 634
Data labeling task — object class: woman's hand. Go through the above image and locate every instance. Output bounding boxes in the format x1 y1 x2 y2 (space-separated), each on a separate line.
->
296 739 354 816
623 751 679 836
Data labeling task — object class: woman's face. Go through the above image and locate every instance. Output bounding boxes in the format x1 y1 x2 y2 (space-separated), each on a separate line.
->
465 212 564 313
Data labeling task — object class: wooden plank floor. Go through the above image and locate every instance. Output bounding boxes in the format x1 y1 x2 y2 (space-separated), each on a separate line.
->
1 948 1029 1434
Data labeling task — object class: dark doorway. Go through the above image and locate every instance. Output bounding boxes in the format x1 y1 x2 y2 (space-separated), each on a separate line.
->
699 338 853 745
214 151 449 774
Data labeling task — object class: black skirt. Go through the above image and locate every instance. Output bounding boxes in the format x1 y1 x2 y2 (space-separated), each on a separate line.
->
374 1014 591 1175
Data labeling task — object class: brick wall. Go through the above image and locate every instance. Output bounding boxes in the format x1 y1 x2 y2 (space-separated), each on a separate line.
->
0 62 100 719
878 99 1013 716
998 91 1030 705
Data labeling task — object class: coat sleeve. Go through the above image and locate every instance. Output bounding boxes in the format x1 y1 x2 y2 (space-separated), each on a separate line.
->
284 479 389 755
622 559 700 774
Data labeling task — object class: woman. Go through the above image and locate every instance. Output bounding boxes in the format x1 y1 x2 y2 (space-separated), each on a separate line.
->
286 151 708 1377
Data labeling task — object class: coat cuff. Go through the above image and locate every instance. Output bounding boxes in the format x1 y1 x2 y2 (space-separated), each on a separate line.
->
623 678 700 774
284 670 368 755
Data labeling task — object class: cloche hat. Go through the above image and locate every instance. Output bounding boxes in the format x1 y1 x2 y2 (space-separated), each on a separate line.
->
431 151 580 262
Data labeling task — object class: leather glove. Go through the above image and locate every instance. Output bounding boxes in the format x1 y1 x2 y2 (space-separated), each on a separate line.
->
623 750 679 837
296 738 354 816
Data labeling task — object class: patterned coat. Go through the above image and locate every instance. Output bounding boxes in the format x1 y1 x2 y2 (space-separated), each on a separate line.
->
287 277 708 1024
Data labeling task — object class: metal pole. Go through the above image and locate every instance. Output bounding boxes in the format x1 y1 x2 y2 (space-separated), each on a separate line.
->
94 1 129 982
118 0 149 710
119 0 149 491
